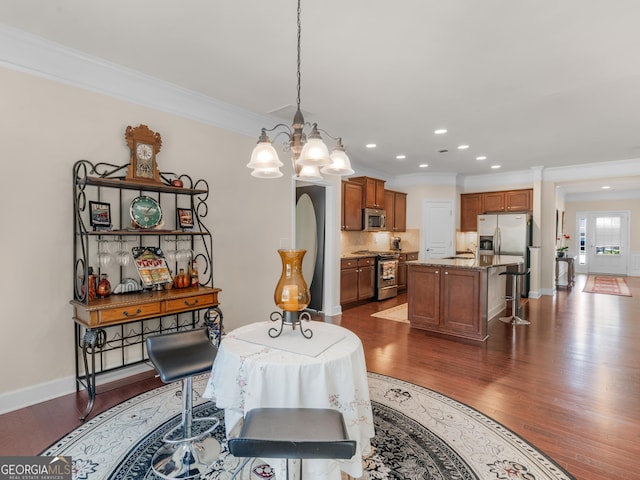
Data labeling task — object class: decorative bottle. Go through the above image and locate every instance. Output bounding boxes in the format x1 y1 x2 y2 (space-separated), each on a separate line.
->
191 259 199 287
97 273 112 298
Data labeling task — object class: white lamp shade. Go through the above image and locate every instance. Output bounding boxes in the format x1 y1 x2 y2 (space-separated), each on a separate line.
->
251 167 284 178
247 141 284 170
296 137 332 167
321 148 354 176
296 164 323 182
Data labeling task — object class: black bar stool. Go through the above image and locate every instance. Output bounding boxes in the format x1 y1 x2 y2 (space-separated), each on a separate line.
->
499 268 531 325
146 328 220 479
228 408 357 480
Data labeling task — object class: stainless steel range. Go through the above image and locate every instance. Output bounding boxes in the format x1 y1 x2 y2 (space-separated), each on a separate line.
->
351 250 400 300
375 252 400 300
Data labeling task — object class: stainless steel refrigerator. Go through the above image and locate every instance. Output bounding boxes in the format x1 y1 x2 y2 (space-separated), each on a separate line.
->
477 212 532 296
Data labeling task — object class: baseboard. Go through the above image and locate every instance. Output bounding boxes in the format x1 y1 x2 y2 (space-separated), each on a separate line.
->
487 303 505 320
0 363 154 415
528 290 542 299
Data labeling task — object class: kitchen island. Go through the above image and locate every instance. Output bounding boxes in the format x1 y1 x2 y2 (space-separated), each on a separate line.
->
406 255 524 342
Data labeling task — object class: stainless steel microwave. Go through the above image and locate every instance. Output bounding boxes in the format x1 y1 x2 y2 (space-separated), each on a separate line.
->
363 208 386 231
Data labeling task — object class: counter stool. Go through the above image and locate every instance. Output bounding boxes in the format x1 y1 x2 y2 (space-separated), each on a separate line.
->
499 269 531 326
146 328 220 479
228 408 357 480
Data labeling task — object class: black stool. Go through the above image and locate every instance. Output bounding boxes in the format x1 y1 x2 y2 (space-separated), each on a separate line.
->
499 269 531 325
228 408 357 480
146 328 220 479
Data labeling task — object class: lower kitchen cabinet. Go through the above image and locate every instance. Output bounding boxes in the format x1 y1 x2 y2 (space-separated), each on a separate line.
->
407 265 488 341
397 252 418 290
340 257 375 306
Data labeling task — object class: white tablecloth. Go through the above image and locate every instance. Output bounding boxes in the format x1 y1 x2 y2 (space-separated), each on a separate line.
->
203 320 374 479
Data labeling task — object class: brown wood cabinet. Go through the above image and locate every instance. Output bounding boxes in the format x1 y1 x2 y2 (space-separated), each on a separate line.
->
341 181 363 230
384 189 407 232
460 189 532 231
340 257 375 305
408 265 488 341
484 191 506 212
505 189 531 211
460 193 484 232
397 251 418 290
350 176 386 209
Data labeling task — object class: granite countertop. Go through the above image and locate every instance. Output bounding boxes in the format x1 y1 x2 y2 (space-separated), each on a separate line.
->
341 250 419 260
406 254 524 270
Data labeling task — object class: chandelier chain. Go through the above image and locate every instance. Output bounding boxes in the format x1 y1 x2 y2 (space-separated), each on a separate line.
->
296 0 302 112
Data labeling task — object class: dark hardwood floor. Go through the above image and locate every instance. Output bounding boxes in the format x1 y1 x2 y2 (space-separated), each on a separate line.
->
1 274 638 479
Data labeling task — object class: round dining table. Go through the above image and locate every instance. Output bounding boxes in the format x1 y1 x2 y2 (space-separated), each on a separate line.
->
203 320 374 480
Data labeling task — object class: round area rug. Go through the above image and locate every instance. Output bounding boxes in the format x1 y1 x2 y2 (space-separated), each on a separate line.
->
43 373 574 480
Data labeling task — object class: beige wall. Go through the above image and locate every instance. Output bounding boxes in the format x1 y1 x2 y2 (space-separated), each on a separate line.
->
0 67 291 398
563 198 640 251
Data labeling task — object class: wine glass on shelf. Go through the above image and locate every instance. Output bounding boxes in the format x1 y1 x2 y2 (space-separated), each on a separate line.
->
177 238 193 265
116 239 131 266
97 239 113 269
164 238 178 264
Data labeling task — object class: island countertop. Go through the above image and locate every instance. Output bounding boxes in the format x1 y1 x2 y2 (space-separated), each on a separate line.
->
407 254 524 270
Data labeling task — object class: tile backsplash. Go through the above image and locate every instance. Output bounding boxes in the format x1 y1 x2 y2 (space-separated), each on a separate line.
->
341 229 420 254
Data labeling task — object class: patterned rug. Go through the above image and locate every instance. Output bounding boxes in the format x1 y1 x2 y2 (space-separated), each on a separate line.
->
42 373 574 480
370 303 409 323
583 275 632 296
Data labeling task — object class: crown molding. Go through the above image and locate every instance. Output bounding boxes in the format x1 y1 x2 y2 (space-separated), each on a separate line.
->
542 157 640 183
0 23 271 138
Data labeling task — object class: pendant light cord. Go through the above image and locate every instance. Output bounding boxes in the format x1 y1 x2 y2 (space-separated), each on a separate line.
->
296 0 302 112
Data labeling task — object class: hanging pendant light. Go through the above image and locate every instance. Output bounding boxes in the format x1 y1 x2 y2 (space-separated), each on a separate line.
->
247 0 353 181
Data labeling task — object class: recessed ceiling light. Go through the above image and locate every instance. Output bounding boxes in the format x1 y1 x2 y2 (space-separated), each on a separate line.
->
457 145 469 150
396 155 406 160
434 129 447 135
366 143 376 148
419 164 429 168
476 156 487 161
602 185 611 189
491 164 501 169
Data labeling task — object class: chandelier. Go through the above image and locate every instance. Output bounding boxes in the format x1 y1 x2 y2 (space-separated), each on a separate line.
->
246 0 354 181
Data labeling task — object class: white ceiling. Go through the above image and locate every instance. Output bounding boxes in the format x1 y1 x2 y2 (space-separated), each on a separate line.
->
2 0 640 194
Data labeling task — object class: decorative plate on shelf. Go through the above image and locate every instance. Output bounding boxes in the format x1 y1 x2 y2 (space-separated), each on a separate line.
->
132 247 172 287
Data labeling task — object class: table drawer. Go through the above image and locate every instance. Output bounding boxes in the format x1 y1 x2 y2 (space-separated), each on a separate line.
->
165 293 216 314
98 302 161 324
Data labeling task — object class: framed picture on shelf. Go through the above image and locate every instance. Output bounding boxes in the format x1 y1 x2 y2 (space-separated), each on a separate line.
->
177 208 194 230
89 201 112 230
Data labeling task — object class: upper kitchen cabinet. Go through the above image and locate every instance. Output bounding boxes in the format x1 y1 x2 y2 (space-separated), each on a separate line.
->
460 193 484 232
460 189 532 231
483 191 506 212
384 189 407 232
341 180 363 231
350 176 386 209
505 189 532 212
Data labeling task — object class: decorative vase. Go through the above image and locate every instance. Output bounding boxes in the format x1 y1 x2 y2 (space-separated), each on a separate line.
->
97 273 112 297
557 251 565 258
274 249 310 312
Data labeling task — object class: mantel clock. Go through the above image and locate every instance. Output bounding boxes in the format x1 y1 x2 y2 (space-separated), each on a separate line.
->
125 124 163 184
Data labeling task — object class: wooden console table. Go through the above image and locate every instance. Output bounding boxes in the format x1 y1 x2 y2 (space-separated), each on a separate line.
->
555 256 576 288
71 286 221 420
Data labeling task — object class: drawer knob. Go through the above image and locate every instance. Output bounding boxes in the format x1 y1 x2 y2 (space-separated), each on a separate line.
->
184 299 199 306
122 308 142 317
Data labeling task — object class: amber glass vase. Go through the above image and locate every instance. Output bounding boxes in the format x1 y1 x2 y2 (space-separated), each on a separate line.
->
274 249 310 312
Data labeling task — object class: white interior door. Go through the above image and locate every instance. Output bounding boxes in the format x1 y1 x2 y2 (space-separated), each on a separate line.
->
421 201 454 259
579 211 629 275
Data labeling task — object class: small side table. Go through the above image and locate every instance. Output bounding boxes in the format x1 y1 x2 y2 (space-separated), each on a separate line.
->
555 256 576 288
